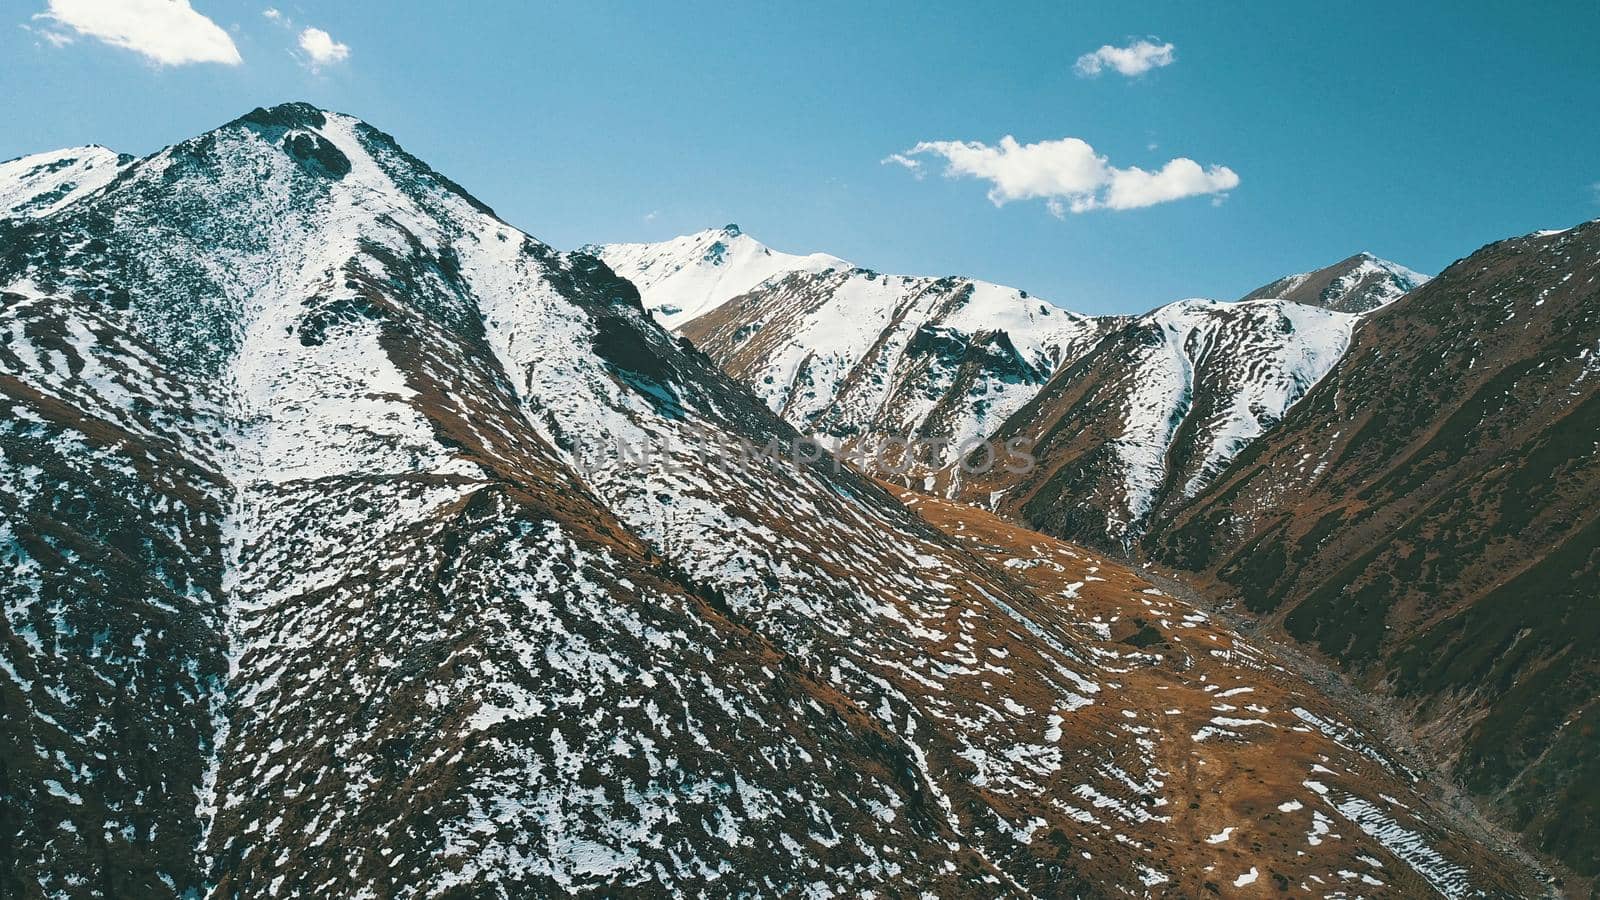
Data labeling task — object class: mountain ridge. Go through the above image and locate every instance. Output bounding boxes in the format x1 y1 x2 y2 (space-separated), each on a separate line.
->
0 102 1543 897
590 225 849 329
949 295 1363 549
1241 251 1429 314
676 265 1110 475
604 229 1423 543
0 145 132 219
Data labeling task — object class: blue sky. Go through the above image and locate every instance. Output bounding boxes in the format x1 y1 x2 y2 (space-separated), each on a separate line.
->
4 1 1597 315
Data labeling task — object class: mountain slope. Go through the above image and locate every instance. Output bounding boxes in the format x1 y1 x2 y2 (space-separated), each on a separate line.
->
1148 220 1600 880
610 230 1427 514
590 224 847 329
1242 252 1429 314
677 267 1109 476
0 104 1541 897
950 298 1360 551
897 488 1540 899
3 103 1011 896
0 146 131 219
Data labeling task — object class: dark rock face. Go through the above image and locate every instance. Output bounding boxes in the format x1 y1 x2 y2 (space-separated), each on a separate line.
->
282 132 352 179
1150 221 1600 877
234 102 329 131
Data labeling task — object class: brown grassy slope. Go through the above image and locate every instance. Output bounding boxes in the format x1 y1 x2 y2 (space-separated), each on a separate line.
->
894 486 1544 897
1146 221 1600 881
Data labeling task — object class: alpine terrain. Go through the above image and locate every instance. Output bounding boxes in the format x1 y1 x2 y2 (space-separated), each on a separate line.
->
0 147 132 220
591 225 847 330
606 229 1427 549
599 230 1111 477
1240 252 1430 314
949 297 1365 550
0 104 1551 897
1149 221 1600 883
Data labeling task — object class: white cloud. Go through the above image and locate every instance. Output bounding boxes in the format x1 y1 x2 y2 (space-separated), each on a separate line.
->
262 7 280 20
1074 39 1175 78
297 26 349 67
20 22 76 47
36 0 241 66
881 152 925 179
1104 157 1240 210
892 134 1238 215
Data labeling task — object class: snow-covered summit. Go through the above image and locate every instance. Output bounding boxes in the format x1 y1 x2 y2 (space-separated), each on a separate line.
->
683 265 1109 474
1242 251 1429 314
594 227 1111 475
589 224 848 328
0 145 131 219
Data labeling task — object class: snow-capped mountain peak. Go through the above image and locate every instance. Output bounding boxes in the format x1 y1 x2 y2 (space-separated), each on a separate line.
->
0 144 132 219
680 266 1109 471
590 224 848 328
1242 251 1429 313
593 228 1113 475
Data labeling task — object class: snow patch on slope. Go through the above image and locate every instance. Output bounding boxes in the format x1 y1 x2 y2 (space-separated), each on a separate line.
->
1110 298 1359 536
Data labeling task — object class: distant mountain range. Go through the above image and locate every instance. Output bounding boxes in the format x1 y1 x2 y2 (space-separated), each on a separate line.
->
1 103 1589 896
599 229 1428 548
603 217 1597 888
